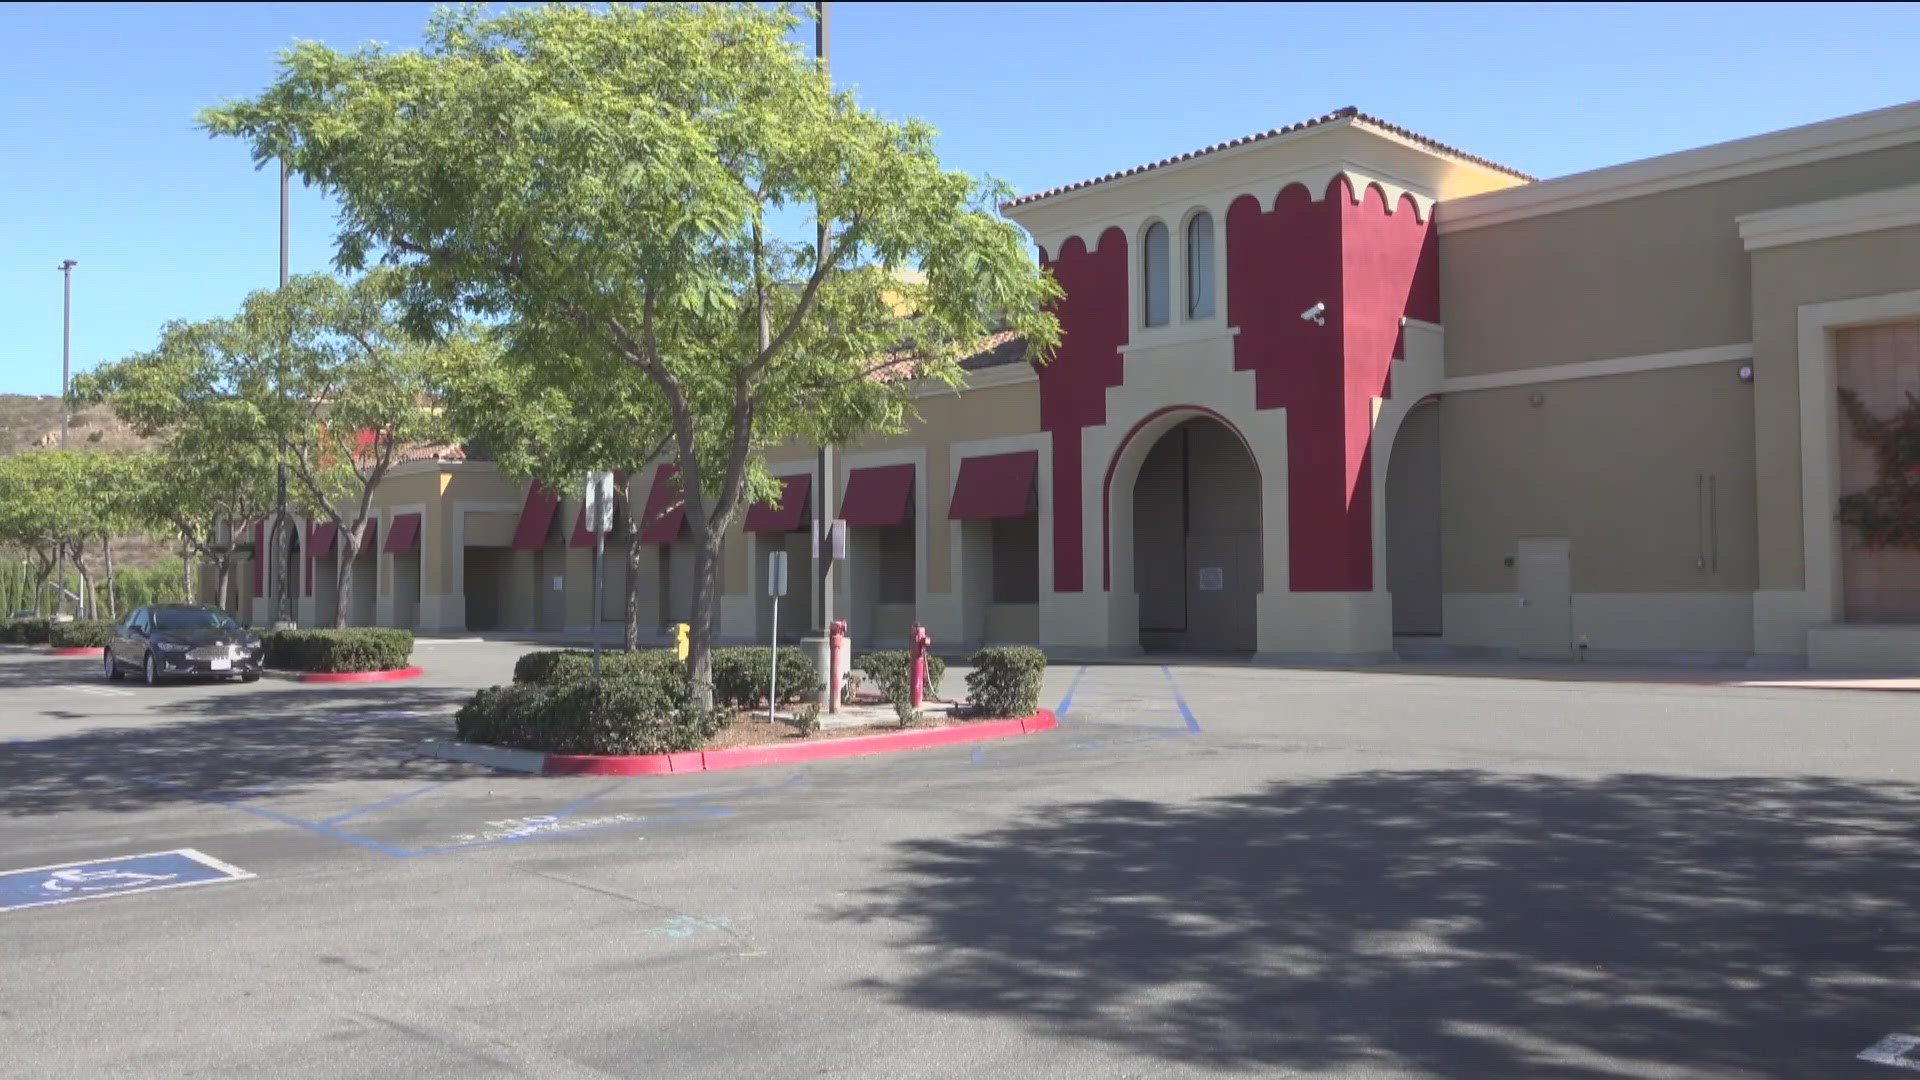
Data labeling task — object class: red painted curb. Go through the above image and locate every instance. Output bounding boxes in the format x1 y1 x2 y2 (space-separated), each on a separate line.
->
539 708 1058 776
293 666 425 683
48 646 104 657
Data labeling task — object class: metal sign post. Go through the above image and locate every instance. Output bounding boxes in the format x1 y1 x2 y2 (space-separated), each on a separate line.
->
766 550 788 722
585 471 615 679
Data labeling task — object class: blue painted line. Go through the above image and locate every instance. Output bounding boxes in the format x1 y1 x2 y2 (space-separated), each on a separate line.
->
126 775 415 858
319 781 452 827
1056 665 1088 718
408 806 735 857
1161 666 1201 733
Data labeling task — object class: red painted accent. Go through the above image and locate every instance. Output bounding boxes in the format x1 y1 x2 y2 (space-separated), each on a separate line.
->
637 464 686 544
510 484 562 551
294 665 425 683
743 473 812 534
48 646 104 657
384 513 421 555
252 522 265 598
838 463 915 527
1100 405 1258 590
1220 177 1437 591
535 709 1058 776
1037 228 1130 591
948 450 1039 521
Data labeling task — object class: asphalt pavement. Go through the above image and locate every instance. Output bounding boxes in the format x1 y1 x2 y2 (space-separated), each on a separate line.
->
4 640 1920 1078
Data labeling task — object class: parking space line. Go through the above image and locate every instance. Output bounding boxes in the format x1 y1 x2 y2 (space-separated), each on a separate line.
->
127 775 414 858
1161 666 1202 733
318 781 453 827
1056 665 1087 718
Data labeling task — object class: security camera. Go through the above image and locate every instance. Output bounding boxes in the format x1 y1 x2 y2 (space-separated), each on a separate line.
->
1300 302 1326 326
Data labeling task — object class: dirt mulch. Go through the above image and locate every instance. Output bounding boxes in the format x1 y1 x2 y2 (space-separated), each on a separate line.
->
703 708 992 751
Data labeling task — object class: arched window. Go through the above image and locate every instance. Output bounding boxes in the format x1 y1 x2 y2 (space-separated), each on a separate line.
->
1143 222 1170 327
1187 212 1215 319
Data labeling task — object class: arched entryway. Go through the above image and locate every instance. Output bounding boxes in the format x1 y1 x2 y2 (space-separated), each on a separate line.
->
1131 415 1262 652
1386 399 1442 637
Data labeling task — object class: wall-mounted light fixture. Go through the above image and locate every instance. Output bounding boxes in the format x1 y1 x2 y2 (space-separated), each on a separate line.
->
1737 364 1755 383
1528 391 1545 408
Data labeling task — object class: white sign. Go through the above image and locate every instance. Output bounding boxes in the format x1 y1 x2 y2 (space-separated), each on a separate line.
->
583 471 615 533
767 551 788 598
811 519 850 562
1197 567 1224 591
551 575 565 592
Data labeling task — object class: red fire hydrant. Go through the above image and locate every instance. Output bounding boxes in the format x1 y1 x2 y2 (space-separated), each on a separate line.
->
829 619 848 711
909 622 931 710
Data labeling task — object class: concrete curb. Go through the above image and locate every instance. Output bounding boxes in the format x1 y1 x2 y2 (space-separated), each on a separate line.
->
47 646 104 657
420 708 1059 776
261 666 426 684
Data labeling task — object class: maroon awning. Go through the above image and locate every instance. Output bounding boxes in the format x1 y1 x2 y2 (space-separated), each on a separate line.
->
571 472 630 548
637 465 687 544
839 464 915 527
352 519 377 555
744 474 811 534
384 513 421 555
948 451 1039 521
510 484 562 551
308 521 339 558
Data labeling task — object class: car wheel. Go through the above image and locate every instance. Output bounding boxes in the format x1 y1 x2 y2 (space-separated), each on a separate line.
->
241 672 261 684
104 649 123 682
143 652 158 688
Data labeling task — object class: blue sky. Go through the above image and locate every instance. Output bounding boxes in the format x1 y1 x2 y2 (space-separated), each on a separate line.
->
4 1 1916 396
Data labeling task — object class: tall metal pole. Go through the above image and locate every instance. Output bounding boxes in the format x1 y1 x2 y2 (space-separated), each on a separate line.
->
54 260 76 618
271 162 294 627
57 260 75 447
280 159 289 288
809 0 839 712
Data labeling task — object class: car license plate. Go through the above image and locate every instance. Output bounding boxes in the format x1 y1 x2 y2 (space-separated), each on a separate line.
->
210 657 232 671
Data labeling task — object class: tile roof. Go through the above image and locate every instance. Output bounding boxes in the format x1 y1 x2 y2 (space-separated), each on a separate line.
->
874 328 1030 384
1001 107 1534 210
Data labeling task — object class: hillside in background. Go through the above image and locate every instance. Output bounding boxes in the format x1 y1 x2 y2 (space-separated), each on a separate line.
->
0 394 175 567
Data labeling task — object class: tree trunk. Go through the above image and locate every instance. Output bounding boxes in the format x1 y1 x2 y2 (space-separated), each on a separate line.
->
103 535 117 621
334 527 358 629
71 544 94 621
217 556 233 614
624 533 644 651
686 525 727 711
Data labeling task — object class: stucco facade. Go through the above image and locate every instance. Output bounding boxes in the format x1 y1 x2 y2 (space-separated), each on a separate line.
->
223 102 1920 671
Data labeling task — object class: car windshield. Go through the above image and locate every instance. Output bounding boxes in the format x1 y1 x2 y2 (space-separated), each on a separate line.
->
151 609 236 632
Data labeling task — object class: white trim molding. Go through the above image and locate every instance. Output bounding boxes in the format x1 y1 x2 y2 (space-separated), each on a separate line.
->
1442 342 1752 395
1441 99 1920 234
1737 181 1920 251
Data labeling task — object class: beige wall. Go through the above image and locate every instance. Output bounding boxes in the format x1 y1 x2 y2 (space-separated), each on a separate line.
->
1440 361 1758 596
1750 223 1920 591
1441 144 1920 378
762 378 1041 599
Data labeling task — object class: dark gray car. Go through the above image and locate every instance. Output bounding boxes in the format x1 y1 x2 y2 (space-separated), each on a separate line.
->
106 604 265 686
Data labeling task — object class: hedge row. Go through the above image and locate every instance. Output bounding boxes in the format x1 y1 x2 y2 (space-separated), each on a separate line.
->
0 618 52 645
455 678 718 756
49 620 113 648
856 651 946 704
965 646 1047 718
513 646 824 710
264 629 414 673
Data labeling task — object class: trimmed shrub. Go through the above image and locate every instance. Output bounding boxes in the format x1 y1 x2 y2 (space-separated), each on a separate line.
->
0 617 53 645
858 650 946 701
966 646 1047 718
514 648 687 695
454 677 714 755
49 620 113 648
264 628 414 673
709 647 824 709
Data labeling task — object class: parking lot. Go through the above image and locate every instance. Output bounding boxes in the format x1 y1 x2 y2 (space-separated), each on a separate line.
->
5 641 1920 1078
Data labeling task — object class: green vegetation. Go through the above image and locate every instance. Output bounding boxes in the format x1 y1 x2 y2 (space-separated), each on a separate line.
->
263 628 414 673
965 647 1048 719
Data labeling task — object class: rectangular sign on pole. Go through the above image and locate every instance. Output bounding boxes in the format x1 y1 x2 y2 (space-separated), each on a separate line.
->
768 551 788 598
584 471 615 534
831 518 848 561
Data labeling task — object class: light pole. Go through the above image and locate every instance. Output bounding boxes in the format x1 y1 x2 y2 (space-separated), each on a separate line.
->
57 260 76 447
806 0 840 712
269 159 296 629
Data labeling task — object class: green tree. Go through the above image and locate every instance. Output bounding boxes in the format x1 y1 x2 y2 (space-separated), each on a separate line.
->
203 2 1060 705
0 451 124 618
82 272 472 628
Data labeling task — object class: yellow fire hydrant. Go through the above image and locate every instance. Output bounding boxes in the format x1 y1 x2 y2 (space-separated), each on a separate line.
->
673 622 690 661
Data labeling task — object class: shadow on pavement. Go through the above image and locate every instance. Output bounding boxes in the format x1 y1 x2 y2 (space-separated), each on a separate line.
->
0 685 480 817
841 770 1920 1077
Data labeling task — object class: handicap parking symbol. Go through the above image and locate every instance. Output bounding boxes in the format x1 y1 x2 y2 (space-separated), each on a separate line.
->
0 849 253 912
